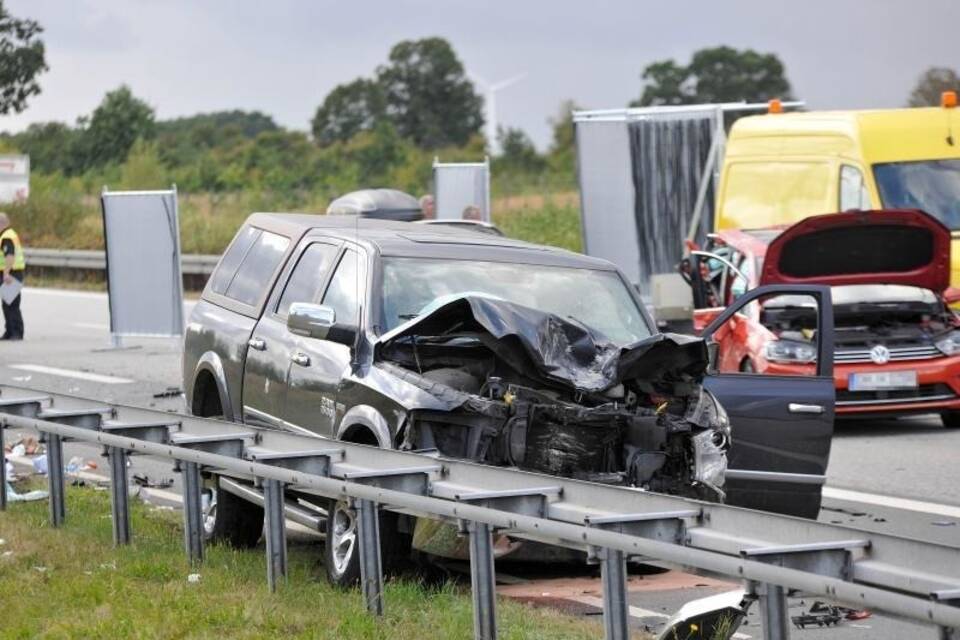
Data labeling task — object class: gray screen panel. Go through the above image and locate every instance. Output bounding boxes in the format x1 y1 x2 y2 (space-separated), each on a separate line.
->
434 164 490 221
575 120 640 284
101 190 184 337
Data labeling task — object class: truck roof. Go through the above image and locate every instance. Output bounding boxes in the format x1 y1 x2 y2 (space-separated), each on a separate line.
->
729 107 960 164
243 212 615 270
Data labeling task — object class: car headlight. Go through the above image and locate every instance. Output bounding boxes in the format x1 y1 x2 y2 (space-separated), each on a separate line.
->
764 339 817 364
935 330 960 356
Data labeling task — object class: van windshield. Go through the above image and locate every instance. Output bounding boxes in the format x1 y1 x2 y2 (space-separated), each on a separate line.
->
380 257 651 345
874 159 960 229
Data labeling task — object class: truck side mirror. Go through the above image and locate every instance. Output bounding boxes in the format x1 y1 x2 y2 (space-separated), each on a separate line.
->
288 303 336 340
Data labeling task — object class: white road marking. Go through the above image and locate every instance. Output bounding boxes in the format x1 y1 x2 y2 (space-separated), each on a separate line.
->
823 487 960 519
72 322 110 330
24 287 108 300
7 364 133 385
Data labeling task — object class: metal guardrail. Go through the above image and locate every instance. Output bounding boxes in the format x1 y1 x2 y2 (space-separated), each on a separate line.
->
23 248 219 276
1 384 959 640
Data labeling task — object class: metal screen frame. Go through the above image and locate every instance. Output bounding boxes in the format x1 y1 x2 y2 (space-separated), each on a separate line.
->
433 157 491 222
100 186 185 342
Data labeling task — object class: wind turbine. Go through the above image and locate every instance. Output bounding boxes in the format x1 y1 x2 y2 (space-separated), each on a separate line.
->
470 72 527 155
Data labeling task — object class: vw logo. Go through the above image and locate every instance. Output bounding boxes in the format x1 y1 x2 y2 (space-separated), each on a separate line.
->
869 345 891 365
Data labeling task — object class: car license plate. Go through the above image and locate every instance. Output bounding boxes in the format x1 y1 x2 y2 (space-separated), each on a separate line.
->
849 371 918 391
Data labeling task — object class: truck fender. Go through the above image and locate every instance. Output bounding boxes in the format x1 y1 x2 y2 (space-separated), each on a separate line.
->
193 352 236 421
337 405 392 449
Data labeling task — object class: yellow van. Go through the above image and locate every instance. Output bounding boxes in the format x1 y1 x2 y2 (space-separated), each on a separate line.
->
716 94 960 283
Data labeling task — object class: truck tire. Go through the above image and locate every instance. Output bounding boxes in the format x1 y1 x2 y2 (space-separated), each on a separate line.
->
324 498 411 587
941 410 960 429
203 475 264 548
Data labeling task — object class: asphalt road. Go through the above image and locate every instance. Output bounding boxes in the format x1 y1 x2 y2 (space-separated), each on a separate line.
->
3 287 959 639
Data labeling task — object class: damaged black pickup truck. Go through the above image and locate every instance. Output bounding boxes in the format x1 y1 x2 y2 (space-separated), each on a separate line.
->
183 213 835 585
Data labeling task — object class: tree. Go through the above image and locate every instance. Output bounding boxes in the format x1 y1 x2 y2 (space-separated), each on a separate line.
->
632 46 793 107
546 100 579 176
77 85 155 169
376 37 483 148
311 79 385 147
3 121 77 173
0 2 47 115
908 67 960 107
494 126 544 174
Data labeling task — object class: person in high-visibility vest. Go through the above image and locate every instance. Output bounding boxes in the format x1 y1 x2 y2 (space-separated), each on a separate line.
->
0 212 25 340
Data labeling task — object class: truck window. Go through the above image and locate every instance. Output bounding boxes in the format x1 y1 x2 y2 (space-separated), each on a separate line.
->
209 226 259 295
721 162 832 227
321 250 362 328
223 231 290 306
276 243 339 317
839 165 870 211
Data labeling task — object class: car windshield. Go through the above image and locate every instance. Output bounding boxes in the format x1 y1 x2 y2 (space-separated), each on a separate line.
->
873 159 960 229
380 257 651 345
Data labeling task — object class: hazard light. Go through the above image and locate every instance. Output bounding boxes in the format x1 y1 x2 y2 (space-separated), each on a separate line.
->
943 91 957 109
767 98 783 114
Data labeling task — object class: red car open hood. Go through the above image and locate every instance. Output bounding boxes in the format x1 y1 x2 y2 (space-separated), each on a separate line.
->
759 209 951 292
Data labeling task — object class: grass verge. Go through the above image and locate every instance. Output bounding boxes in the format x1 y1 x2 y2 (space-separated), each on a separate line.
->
0 483 607 639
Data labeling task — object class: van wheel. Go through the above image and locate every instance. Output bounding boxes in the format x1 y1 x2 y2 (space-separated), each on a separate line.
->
941 411 960 429
324 498 411 587
202 475 264 548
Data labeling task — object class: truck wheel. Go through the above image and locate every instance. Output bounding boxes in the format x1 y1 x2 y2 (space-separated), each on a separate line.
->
941 411 960 429
202 475 264 548
324 498 411 587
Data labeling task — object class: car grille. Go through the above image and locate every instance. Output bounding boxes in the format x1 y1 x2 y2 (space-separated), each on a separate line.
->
836 383 956 406
834 344 942 364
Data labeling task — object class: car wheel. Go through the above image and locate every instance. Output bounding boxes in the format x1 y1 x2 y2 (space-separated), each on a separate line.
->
324 498 411 587
941 410 960 429
202 475 264 548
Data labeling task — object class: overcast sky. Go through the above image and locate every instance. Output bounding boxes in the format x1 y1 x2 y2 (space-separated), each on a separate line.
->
2 0 957 149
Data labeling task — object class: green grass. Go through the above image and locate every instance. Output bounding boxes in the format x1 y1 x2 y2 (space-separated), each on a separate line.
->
0 483 605 639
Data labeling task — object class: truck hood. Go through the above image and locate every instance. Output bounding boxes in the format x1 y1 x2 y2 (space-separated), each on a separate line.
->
759 209 952 292
375 294 708 394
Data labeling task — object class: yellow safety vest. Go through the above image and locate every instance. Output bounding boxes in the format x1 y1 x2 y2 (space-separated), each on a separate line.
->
0 227 25 271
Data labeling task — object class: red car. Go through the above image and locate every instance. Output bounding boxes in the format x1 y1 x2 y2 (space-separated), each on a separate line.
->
685 209 960 427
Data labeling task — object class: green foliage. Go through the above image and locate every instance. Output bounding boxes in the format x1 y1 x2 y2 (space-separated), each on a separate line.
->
312 78 386 147
908 67 960 107
118 139 168 190
0 483 607 639
494 126 546 175
545 100 579 178
0 1 47 115
633 46 793 106
376 37 484 148
2 121 77 173
77 85 156 169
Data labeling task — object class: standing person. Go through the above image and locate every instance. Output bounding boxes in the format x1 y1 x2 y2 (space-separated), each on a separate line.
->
0 212 25 341
462 205 482 221
419 194 436 220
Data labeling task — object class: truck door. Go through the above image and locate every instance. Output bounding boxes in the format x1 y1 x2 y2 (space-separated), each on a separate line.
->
242 239 340 428
701 284 835 519
281 246 365 437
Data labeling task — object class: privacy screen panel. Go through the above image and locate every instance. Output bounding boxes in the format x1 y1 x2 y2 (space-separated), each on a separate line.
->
628 114 716 294
434 164 490 221
101 190 184 337
575 119 641 284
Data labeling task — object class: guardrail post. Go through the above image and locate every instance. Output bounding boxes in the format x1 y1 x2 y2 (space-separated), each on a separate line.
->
600 548 629 640
46 433 66 527
108 446 131 545
467 521 498 639
263 478 287 592
940 627 957 640
760 583 790 640
356 498 384 616
0 419 7 512
181 461 204 565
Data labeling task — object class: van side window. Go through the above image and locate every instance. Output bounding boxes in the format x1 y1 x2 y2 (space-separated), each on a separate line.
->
209 226 260 295
276 243 339 317
223 231 290 306
839 165 870 211
321 250 362 328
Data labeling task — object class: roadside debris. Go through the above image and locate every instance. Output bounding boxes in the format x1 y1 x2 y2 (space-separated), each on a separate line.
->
5 481 49 502
3 435 42 456
153 387 183 399
133 474 173 489
187 573 201 584
791 601 871 630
